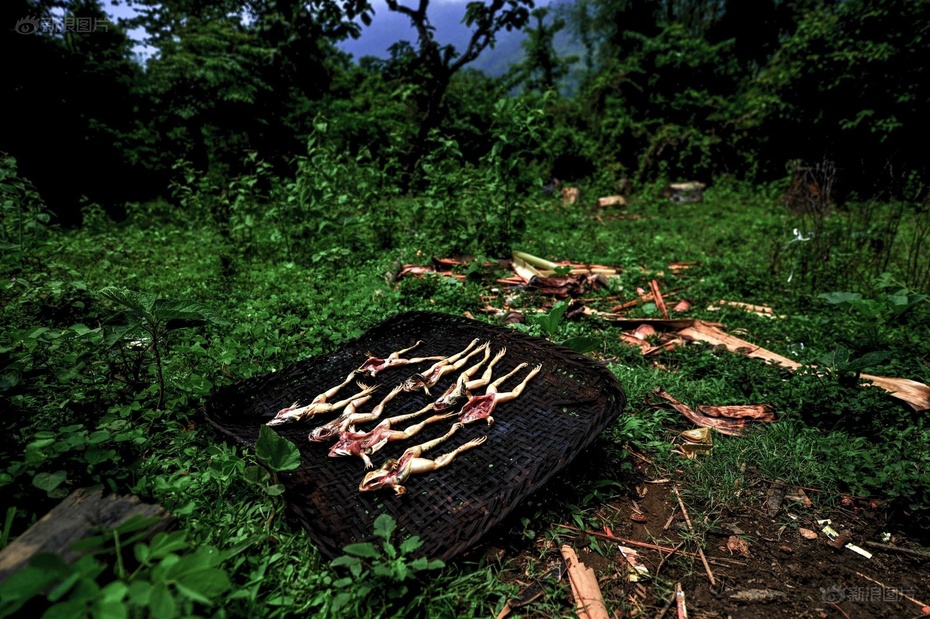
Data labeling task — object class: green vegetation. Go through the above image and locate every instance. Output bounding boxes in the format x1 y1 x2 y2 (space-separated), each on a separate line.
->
2 0 929 615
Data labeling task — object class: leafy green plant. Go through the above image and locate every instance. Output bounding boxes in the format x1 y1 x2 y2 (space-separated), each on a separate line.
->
244 425 301 496
99 287 225 409
817 345 891 387
328 514 444 615
525 301 601 353
0 153 53 261
0 514 232 619
527 300 568 338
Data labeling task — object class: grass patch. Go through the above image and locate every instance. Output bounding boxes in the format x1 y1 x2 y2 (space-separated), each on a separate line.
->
1 164 928 616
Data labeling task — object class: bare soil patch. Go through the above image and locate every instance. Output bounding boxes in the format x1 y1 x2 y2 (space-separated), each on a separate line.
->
479 464 930 618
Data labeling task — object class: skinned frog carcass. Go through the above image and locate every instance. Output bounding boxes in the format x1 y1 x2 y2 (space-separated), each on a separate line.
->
308 383 405 443
401 339 489 395
433 346 508 411
328 408 456 469
356 340 445 378
267 372 378 426
459 363 542 426
359 423 488 496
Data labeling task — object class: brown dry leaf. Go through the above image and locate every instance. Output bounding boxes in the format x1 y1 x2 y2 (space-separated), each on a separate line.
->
647 388 753 436
632 323 655 339
696 404 776 421
672 299 692 312
620 333 650 352
786 487 813 508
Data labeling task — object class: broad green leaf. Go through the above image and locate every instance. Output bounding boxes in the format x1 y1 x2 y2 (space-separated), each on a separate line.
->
372 514 396 541
341 543 380 558
560 336 601 354
844 350 891 373
399 536 423 555
87 430 110 445
242 465 271 485
99 287 147 317
172 568 230 605
91 598 128 619
254 425 301 472
147 583 175 619
145 531 190 561
32 471 67 493
99 581 128 605
264 484 286 496
127 580 152 606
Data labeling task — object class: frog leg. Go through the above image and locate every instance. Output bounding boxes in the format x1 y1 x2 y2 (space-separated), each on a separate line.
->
441 338 481 366
463 346 507 391
384 412 457 443
403 422 464 458
485 362 529 395
310 370 357 404
407 435 489 474
307 391 374 442
387 340 424 360
492 364 542 404
340 383 406 429
391 435 488 496
313 382 379 416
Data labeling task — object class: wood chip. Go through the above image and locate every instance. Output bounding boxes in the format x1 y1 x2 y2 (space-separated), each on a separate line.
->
765 479 787 517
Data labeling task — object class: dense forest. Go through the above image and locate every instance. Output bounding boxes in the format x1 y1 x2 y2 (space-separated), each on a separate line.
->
2 0 928 226
2 1 930 617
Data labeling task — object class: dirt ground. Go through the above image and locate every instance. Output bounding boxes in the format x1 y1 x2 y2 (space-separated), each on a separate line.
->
481 463 930 619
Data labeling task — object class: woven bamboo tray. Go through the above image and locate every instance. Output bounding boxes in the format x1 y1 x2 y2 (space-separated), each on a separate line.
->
204 311 626 561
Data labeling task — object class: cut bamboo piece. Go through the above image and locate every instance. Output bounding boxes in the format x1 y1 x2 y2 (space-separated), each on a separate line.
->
560 546 609 619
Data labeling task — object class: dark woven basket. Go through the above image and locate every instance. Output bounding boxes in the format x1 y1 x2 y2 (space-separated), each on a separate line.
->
204 311 626 561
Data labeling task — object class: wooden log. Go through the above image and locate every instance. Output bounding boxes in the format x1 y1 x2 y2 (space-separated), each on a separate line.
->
0 487 172 583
